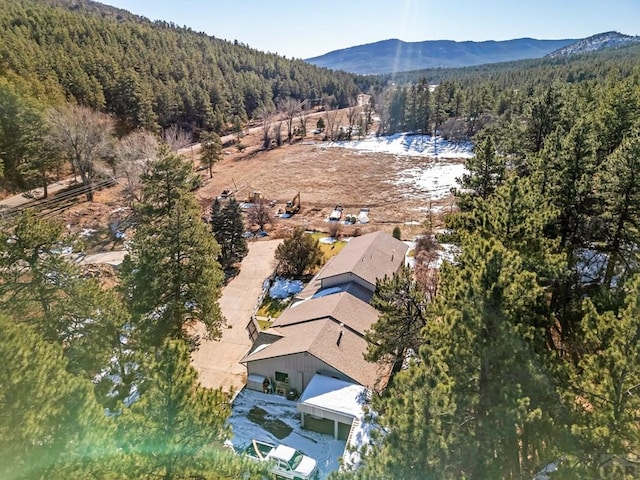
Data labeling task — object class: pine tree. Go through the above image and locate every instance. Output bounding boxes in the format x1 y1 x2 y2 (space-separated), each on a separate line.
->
355 237 569 479
210 197 248 270
118 339 262 479
0 315 118 479
568 275 640 471
365 266 428 368
595 127 640 290
0 211 128 378
457 136 504 207
200 130 222 179
120 145 225 348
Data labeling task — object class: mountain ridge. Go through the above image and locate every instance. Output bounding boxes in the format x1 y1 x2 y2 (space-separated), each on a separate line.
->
546 31 640 58
305 37 577 74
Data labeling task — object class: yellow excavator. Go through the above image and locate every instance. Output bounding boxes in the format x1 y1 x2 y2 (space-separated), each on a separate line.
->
285 192 301 215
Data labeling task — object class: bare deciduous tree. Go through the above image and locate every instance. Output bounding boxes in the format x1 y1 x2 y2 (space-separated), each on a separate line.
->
162 124 191 152
346 102 361 140
114 130 159 206
46 104 114 201
258 106 274 150
246 197 273 231
324 107 340 141
279 97 300 143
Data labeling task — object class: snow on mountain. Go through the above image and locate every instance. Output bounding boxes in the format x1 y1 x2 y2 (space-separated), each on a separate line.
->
547 31 640 58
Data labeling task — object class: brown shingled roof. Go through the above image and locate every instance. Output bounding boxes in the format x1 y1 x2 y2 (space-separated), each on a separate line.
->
243 231 404 389
316 231 408 288
272 291 379 336
242 318 384 388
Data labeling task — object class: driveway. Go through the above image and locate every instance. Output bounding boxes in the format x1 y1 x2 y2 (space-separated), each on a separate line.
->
191 239 282 393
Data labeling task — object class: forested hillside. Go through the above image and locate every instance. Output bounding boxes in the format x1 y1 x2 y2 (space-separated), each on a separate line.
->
0 0 367 134
335 47 640 479
3 1 640 478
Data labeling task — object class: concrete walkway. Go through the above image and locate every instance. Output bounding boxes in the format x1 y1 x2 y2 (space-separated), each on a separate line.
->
191 239 282 393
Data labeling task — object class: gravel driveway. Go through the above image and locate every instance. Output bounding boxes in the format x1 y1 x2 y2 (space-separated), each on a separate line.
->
191 238 282 393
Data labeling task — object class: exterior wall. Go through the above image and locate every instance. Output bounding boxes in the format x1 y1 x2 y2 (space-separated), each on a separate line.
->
321 272 373 293
246 354 354 394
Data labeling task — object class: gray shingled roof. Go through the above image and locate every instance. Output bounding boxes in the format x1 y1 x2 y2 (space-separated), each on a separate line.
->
316 231 408 288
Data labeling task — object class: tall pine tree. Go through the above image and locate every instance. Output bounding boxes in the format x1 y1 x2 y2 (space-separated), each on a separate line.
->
120 145 224 348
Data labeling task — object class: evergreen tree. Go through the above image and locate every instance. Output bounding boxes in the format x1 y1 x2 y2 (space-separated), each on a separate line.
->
274 228 323 277
0 211 127 377
120 145 224 348
355 237 569 479
0 315 118 479
210 197 248 270
457 136 504 207
568 275 640 472
365 266 429 368
595 127 640 290
199 130 222 179
118 339 262 480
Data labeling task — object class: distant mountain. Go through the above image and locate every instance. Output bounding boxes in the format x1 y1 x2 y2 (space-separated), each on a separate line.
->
546 31 640 58
305 38 577 74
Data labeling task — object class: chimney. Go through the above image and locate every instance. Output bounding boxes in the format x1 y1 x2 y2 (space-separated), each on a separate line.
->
336 322 344 346
391 249 395 261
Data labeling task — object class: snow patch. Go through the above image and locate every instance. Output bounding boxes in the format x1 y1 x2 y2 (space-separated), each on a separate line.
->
269 277 305 299
228 389 346 479
394 161 467 200
324 133 473 159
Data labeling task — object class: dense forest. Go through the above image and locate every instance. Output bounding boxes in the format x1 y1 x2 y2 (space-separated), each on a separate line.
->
2 0 640 479
335 50 640 479
0 0 371 142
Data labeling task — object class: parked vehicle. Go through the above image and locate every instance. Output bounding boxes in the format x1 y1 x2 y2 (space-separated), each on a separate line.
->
240 439 318 480
329 205 343 221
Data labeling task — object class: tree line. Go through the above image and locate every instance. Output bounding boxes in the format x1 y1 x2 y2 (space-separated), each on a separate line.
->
336 64 640 479
0 142 263 479
0 0 373 139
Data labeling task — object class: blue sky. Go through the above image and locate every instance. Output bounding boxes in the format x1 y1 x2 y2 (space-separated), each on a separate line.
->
102 0 640 59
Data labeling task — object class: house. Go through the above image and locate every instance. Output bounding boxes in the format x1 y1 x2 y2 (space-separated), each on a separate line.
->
242 231 408 404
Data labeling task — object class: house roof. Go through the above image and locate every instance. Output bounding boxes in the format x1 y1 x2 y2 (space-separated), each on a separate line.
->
272 291 379 336
298 374 369 420
243 231 403 389
316 231 408 288
243 317 386 388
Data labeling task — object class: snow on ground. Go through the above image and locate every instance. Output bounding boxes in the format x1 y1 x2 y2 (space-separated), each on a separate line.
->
228 388 346 479
324 133 474 159
323 132 472 201
394 161 466 200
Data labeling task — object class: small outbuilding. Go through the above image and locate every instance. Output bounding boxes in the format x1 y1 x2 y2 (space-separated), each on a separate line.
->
297 374 368 440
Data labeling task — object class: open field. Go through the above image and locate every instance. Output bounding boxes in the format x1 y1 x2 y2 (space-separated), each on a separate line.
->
192 125 465 241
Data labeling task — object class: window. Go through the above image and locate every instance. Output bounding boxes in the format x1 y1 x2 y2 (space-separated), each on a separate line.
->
275 371 289 384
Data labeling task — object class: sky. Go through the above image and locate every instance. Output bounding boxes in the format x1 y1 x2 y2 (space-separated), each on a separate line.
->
101 0 640 59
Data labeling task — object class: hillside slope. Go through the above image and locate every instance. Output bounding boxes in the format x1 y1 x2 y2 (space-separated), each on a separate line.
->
547 31 640 58
0 0 366 134
305 37 576 74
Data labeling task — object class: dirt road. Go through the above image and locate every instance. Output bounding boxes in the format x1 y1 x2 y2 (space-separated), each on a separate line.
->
191 238 282 393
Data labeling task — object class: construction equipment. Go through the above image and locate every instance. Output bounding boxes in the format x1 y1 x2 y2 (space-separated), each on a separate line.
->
245 191 261 203
285 192 301 215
